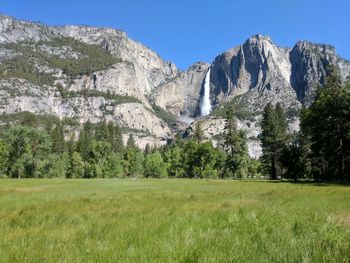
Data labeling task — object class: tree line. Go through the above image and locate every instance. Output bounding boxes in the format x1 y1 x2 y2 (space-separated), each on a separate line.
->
260 66 350 182
0 66 348 181
0 110 261 179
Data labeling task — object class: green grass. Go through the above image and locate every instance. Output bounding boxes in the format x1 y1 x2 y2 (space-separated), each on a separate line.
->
0 179 349 262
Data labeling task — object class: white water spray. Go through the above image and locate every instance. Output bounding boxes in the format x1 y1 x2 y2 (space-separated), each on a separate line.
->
200 68 212 116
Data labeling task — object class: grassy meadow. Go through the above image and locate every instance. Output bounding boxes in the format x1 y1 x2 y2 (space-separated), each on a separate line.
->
0 179 349 262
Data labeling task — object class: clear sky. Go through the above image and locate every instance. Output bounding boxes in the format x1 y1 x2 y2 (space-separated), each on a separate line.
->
0 0 349 69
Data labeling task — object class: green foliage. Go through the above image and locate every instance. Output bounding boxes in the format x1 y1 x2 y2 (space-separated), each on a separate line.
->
259 103 289 179
163 145 185 177
151 104 178 124
144 152 168 178
124 148 144 177
126 133 136 150
59 88 141 104
1 126 51 178
0 114 260 179
0 112 79 129
0 37 121 86
211 96 257 120
69 151 84 178
300 66 350 182
50 122 65 154
192 121 204 143
223 106 250 178
104 153 124 178
0 50 56 86
0 141 9 177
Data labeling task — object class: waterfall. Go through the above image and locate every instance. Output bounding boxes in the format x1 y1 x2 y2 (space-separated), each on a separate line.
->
200 68 212 116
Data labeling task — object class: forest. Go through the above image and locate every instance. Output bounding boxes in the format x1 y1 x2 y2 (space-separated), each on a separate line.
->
0 67 349 182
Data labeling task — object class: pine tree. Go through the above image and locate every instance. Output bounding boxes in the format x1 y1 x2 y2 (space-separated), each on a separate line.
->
69 151 84 178
51 122 65 154
107 121 115 146
76 121 93 161
144 151 168 178
301 66 350 181
144 143 151 155
95 119 108 142
260 103 289 179
223 106 249 178
193 122 204 143
114 125 124 153
126 133 136 150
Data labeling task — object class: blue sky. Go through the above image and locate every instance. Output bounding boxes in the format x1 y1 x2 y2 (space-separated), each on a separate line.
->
0 0 349 69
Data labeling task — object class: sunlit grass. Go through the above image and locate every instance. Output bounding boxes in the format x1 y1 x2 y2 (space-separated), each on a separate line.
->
0 179 349 262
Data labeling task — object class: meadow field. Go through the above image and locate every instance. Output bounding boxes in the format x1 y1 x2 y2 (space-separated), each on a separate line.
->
0 179 349 262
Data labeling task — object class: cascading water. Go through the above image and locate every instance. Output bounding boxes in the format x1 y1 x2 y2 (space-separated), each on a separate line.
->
200 68 212 116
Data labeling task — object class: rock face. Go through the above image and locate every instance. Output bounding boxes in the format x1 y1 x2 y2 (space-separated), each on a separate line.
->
290 41 350 105
210 35 350 112
0 15 349 156
0 15 177 149
152 62 210 118
0 15 178 93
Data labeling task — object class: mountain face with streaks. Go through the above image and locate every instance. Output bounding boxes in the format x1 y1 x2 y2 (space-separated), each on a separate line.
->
0 15 349 155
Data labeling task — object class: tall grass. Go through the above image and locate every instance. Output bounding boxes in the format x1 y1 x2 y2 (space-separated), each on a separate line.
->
0 179 349 262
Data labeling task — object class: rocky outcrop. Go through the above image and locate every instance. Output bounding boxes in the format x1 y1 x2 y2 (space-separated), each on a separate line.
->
0 15 350 155
210 35 350 110
0 15 176 148
290 41 350 105
69 62 152 108
211 35 293 106
152 62 209 118
0 15 178 94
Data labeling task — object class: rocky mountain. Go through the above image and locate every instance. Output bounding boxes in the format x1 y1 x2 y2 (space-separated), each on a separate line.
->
0 15 349 156
151 62 209 118
0 14 178 148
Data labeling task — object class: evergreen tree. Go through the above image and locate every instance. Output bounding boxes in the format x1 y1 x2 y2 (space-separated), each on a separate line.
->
124 148 144 177
223 106 250 178
67 133 76 157
95 119 108 142
76 121 93 161
301 66 350 181
164 145 185 177
193 122 204 143
144 151 168 178
126 133 136 150
104 153 124 178
51 122 65 154
0 141 9 177
1 126 51 178
69 151 84 178
114 125 124 153
260 103 289 179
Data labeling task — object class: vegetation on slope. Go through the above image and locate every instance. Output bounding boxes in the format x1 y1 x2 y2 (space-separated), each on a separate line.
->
211 95 257 121
151 104 178 125
0 111 80 128
0 37 122 86
56 84 141 104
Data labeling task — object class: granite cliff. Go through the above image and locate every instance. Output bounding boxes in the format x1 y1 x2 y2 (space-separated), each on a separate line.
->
0 15 349 156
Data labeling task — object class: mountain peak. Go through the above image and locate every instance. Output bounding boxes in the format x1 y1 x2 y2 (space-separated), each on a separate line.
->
247 34 272 43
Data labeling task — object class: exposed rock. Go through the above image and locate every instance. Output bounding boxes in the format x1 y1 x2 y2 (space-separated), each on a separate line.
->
0 15 350 154
123 134 168 150
152 62 210 117
0 15 175 146
69 62 152 108
210 34 350 110
0 79 171 139
290 41 350 105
